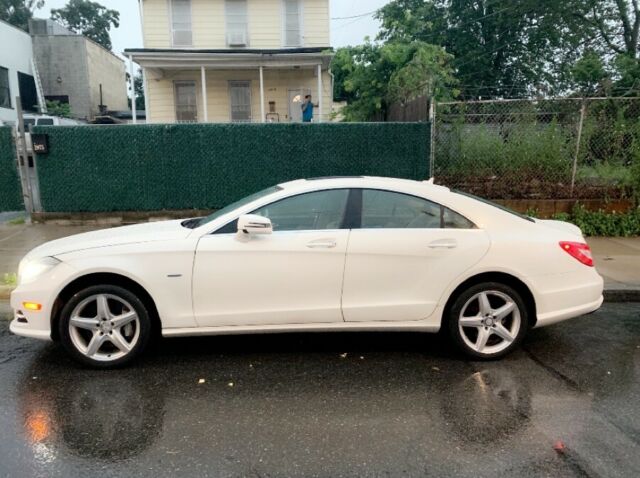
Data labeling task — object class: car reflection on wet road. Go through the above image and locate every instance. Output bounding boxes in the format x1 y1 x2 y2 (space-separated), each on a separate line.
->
0 302 639 477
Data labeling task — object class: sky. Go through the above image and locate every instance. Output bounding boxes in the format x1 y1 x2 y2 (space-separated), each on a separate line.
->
37 0 392 62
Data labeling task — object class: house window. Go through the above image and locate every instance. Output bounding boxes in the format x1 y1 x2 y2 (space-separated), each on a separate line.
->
18 72 38 112
283 0 302 47
171 0 192 47
229 81 252 122
0 67 11 109
174 81 197 122
226 0 248 47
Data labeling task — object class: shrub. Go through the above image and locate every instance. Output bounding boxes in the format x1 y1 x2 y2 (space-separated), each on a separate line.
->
563 206 640 237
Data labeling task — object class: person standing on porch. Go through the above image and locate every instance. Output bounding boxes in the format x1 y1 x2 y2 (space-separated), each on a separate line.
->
302 94 314 122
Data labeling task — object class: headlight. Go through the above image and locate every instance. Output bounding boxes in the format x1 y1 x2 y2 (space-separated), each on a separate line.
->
18 256 61 285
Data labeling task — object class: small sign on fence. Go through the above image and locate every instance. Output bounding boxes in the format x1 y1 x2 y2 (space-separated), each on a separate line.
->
31 134 49 154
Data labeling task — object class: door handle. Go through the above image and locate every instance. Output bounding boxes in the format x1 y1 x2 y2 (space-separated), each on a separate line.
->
306 239 337 249
428 239 458 249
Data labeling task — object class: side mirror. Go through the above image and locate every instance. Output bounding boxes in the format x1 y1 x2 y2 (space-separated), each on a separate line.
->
237 214 272 235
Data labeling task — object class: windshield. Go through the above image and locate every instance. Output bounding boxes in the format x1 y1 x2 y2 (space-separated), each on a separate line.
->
455 190 535 223
190 185 283 228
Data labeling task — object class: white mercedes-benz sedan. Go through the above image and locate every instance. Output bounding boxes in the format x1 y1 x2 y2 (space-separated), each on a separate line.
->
10 177 603 367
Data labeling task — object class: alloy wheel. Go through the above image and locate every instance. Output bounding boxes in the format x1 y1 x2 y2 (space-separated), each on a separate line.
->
68 293 141 362
458 290 521 355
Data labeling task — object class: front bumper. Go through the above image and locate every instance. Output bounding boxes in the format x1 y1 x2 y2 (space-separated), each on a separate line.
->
9 261 78 341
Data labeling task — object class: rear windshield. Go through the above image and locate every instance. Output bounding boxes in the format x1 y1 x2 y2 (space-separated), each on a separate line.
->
455 190 535 222
37 118 54 125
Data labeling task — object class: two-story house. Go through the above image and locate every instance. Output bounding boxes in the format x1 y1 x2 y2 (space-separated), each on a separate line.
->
125 0 333 124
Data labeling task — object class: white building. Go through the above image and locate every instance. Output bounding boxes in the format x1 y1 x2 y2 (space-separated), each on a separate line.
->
0 19 38 125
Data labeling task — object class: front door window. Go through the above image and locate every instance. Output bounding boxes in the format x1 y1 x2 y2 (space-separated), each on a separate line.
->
252 189 350 231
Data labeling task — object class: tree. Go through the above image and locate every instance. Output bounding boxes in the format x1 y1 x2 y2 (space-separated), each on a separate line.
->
332 41 458 121
571 51 610 96
51 0 119 50
572 0 640 60
46 99 72 118
0 0 43 31
566 0 640 96
376 0 580 99
127 71 146 112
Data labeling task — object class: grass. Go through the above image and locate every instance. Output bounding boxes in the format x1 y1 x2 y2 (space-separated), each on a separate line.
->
2 273 17 287
528 206 640 237
7 216 26 225
576 163 632 185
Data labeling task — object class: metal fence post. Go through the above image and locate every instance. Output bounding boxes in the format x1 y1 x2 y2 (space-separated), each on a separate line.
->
570 100 587 197
429 97 436 179
15 97 33 216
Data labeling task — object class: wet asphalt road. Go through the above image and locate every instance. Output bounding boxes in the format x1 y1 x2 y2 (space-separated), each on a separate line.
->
0 303 639 478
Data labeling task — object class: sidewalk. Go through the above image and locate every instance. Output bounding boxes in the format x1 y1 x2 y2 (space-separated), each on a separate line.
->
588 237 640 301
1 223 639 300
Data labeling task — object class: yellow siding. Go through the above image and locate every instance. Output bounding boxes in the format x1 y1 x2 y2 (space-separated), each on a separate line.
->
146 68 332 123
142 0 171 48
192 0 225 48
146 75 176 122
249 0 281 48
142 0 330 49
302 0 330 47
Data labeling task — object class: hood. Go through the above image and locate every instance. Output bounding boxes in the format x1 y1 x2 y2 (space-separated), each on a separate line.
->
24 220 192 260
535 219 583 238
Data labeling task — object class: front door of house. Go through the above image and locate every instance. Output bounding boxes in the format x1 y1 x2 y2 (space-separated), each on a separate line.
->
288 88 310 122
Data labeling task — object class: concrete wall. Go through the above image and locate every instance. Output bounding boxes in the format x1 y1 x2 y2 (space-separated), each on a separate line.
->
32 35 91 120
0 20 35 125
32 35 127 121
85 41 128 115
146 67 332 123
142 0 330 49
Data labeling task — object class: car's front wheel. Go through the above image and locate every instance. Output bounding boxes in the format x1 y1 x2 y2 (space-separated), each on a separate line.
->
59 285 152 368
447 282 529 360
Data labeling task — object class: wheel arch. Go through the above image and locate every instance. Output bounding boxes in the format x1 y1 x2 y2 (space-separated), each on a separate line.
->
442 271 537 327
50 272 161 342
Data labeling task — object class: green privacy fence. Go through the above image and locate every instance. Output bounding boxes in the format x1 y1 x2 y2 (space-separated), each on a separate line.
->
0 127 23 212
32 122 430 212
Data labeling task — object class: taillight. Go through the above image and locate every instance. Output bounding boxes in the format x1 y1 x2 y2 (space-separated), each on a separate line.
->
559 241 594 267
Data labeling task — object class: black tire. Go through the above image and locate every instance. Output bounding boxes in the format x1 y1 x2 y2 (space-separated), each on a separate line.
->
446 282 530 360
58 284 152 368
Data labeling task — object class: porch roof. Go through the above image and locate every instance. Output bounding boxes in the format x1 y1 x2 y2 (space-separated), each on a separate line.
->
124 47 333 69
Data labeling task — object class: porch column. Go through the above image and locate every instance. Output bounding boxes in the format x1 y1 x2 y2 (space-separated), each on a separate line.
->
259 65 265 123
201 66 208 122
317 64 323 123
129 55 137 124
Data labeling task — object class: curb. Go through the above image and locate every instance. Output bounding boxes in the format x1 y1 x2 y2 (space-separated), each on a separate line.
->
603 288 640 303
0 286 12 301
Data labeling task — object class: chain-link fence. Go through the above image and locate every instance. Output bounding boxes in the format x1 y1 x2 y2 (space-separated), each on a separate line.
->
30 122 429 212
0 127 23 212
432 98 640 199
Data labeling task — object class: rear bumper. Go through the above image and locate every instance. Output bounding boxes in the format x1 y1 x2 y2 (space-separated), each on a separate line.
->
533 269 604 328
534 294 603 328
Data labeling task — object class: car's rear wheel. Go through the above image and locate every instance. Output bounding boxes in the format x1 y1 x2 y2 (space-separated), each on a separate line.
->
58 285 152 368
447 282 529 360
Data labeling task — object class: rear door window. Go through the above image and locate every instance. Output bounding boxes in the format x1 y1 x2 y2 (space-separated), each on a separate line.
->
358 189 475 229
